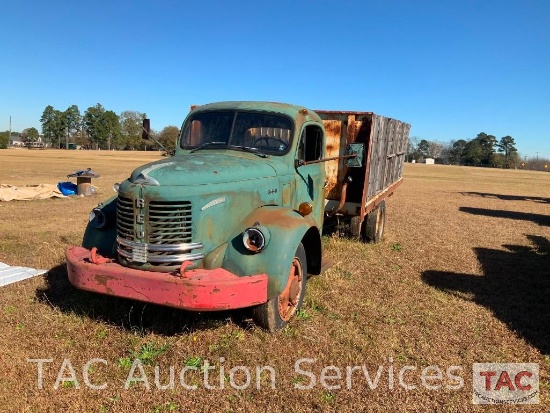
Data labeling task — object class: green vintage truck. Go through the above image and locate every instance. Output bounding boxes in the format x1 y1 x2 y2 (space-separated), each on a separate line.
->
66 101 410 330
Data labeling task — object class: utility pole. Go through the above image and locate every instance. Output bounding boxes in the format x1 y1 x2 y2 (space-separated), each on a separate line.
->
66 114 70 149
9 116 11 145
536 152 539 160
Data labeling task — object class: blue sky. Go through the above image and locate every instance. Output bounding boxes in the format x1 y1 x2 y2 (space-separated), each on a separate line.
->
1 0 549 158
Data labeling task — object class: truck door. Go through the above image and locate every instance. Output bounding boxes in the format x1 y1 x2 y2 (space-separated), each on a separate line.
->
295 123 326 227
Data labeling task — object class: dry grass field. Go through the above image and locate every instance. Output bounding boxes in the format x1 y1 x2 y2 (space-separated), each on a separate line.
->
0 149 548 412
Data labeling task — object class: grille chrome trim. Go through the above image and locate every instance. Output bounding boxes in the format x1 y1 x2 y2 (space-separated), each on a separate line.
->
117 237 203 253
116 237 204 263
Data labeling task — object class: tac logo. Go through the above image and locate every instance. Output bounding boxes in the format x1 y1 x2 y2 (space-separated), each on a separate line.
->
472 363 539 404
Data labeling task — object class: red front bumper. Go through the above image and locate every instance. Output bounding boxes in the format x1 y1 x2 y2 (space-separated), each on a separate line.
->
66 246 268 311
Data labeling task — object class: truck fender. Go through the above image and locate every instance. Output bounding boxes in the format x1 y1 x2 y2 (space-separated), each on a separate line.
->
82 195 118 256
222 206 321 299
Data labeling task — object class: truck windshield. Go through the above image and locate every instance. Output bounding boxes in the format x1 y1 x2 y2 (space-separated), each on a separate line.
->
180 111 293 155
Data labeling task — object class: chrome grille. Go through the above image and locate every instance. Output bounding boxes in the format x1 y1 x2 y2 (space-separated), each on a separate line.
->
116 196 202 268
116 196 134 239
148 200 193 243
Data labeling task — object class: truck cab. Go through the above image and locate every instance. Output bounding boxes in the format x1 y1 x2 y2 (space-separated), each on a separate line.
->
67 102 330 330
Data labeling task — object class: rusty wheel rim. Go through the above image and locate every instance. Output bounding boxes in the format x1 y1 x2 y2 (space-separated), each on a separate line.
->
278 258 303 321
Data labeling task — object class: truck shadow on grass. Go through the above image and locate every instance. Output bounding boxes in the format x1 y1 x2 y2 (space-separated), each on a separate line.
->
422 235 550 354
322 215 356 238
459 206 550 227
460 192 550 204
36 265 252 335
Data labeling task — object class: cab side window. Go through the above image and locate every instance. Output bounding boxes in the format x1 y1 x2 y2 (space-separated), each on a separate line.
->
298 125 323 162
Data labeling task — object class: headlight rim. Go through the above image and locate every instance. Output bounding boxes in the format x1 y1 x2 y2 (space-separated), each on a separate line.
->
89 207 107 229
242 227 268 253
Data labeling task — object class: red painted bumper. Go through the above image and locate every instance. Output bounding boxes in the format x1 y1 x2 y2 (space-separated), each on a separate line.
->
66 246 268 311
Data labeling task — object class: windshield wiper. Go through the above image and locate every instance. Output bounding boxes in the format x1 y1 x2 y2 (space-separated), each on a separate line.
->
190 142 267 158
230 145 268 158
189 141 227 153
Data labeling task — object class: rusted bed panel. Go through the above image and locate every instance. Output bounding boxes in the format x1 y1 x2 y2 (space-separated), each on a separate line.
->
315 110 410 218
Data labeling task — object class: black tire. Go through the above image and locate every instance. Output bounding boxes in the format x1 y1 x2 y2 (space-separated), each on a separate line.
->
253 243 307 331
363 200 386 243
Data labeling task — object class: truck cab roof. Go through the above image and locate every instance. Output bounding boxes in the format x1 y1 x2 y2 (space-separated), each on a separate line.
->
189 101 323 124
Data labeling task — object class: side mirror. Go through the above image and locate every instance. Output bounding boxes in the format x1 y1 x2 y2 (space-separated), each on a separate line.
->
142 119 151 140
346 143 364 167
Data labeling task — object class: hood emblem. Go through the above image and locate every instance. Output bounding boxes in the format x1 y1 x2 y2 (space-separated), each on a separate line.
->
201 197 226 211
133 173 160 186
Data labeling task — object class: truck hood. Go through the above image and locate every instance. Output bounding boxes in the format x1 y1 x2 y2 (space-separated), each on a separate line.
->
130 153 277 186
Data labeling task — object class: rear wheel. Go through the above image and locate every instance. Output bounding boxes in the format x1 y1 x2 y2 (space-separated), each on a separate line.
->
363 200 386 243
253 243 307 331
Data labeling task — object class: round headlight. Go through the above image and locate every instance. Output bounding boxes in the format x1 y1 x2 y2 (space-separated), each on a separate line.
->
243 227 268 253
89 208 107 229
113 183 120 192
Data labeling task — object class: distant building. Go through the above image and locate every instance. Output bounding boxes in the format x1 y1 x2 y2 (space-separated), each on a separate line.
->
424 158 435 165
27 141 46 148
9 135 47 148
9 136 24 147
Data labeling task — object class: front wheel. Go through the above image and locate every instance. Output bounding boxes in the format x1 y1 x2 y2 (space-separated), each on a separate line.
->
252 243 307 331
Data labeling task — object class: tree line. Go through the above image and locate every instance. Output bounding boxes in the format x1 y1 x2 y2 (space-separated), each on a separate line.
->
0 104 180 151
409 133 526 168
1 117 548 172
40 104 180 151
